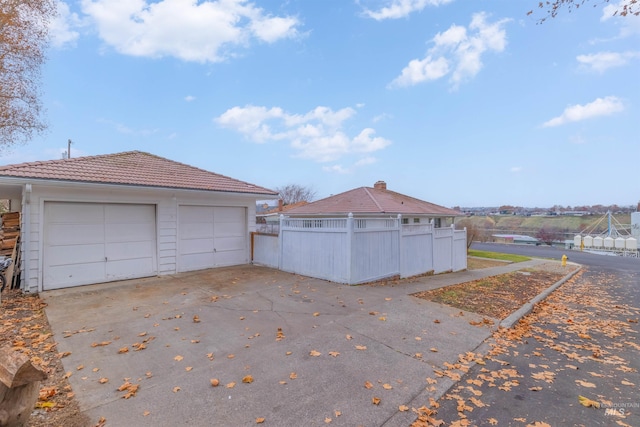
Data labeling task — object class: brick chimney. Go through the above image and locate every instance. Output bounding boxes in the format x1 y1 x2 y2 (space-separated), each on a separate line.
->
278 199 284 211
374 180 387 190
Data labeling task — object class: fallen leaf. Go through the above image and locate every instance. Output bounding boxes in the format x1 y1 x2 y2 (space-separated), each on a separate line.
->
324 417 332 424
372 397 381 405
399 405 409 412
430 347 438 353
355 345 367 350
174 355 183 362
289 372 297 380
621 380 634 386
210 379 219 387
488 418 498 425
193 315 200 323
256 418 265 424
328 351 340 357
76 365 84 370
382 383 393 390
185 367 193 372
227 354 235 359
575 380 596 388
313 312 320 317
364 381 373 389
345 334 353 340
529 386 542 391
309 350 321 357
98 378 109 384
334 410 341 417
226 382 236 388
578 395 600 408
118 347 129 354
379 317 386 321
242 375 254 384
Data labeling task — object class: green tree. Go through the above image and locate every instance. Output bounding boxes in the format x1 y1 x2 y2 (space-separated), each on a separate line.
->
0 0 56 149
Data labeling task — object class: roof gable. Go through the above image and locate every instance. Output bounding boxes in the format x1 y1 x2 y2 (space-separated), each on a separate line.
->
0 151 277 195
285 185 461 217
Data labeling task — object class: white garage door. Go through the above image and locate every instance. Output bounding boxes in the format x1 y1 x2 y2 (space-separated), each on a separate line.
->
178 206 247 272
43 202 157 290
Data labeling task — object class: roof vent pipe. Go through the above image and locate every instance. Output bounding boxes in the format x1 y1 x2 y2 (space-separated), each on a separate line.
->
374 181 387 190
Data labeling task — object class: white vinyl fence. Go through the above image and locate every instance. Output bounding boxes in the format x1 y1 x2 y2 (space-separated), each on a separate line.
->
252 214 466 285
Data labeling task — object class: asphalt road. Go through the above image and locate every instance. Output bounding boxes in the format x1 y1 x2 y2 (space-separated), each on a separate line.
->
426 242 640 426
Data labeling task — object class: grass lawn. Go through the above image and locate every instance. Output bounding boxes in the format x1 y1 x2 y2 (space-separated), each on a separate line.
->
468 249 530 263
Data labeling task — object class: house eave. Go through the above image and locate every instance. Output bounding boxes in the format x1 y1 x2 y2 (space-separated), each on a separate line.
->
0 176 279 198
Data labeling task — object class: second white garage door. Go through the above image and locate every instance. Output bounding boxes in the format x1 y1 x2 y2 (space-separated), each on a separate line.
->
178 206 247 272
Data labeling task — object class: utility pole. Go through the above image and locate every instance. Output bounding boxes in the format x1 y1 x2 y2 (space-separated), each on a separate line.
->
67 139 72 159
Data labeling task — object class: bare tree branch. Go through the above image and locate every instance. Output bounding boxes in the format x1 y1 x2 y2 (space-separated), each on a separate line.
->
0 0 56 149
274 184 317 205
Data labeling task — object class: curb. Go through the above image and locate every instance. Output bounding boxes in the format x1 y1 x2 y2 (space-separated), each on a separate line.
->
385 261 583 427
499 262 582 329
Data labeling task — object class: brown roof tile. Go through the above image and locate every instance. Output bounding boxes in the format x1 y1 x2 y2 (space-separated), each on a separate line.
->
285 186 461 217
0 151 277 195
259 201 308 216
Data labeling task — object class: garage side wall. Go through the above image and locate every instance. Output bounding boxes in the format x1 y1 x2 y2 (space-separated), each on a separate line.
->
22 184 259 293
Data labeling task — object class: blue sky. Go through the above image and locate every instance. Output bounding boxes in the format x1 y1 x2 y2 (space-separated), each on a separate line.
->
3 0 639 208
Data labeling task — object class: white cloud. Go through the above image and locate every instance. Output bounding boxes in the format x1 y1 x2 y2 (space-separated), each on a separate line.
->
389 12 510 89
362 0 455 21
184 95 196 102
542 96 624 127
49 1 82 48
80 0 300 62
322 157 378 174
577 51 640 73
215 105 391 163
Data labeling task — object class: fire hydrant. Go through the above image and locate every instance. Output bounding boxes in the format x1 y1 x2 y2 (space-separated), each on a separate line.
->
561 254 568 267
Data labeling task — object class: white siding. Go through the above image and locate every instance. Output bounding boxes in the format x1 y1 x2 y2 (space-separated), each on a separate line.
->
20 183 261 292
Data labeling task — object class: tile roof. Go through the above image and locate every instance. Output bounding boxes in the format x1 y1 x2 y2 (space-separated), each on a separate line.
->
0 151 277 196
258 201 308 216
284 185 461 217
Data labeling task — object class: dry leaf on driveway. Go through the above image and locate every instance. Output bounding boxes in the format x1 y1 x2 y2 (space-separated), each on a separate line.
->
309 350 321 357
575 380 596 388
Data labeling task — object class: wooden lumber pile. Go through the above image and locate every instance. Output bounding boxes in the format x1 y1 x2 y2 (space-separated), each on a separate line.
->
1 212 20 290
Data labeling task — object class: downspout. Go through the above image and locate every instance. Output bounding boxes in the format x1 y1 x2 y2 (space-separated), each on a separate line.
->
22 184 32 292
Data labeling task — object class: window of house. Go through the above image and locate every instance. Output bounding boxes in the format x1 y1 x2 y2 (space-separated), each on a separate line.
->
413 218 420 223
402 218 409 225
434 218 442 228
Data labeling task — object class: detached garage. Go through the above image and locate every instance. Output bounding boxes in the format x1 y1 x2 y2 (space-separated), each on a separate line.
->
0 151 277 292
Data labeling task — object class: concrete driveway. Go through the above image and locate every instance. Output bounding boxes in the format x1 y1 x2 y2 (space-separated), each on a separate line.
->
43 264 524 426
